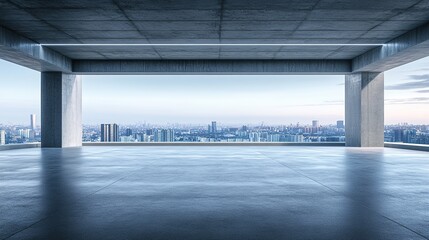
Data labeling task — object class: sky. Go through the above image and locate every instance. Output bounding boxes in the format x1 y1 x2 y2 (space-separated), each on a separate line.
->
0 57 428 126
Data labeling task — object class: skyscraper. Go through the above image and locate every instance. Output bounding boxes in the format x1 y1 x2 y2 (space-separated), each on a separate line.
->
30 114 36 130
101 124 119 142
211 121 217 133
153 129 162 142
125 128 132 136
394 129 404 142
0 130 5 145
161 129 175 142
153 129 174 142
337 120 344 129
312 120 319 128
312 120 319 133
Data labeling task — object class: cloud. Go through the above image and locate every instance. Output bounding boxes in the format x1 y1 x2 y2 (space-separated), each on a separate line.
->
385 97 429 105
408 67 429 73
278 97 429 108
385 74 429 90
416 89 429 93
409 74 429 80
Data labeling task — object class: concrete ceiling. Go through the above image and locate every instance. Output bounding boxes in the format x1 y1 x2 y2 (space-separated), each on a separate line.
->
1 0 429 60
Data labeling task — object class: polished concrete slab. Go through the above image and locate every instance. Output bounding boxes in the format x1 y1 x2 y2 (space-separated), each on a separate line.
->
0 147 428 240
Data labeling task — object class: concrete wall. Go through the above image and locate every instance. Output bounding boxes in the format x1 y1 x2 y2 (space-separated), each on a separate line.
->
345 72 384 147
41 72 82 148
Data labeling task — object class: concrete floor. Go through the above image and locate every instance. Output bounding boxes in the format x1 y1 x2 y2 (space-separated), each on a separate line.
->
0 147 428 240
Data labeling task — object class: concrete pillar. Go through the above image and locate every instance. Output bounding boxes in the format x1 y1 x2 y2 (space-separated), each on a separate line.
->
345 72 384 147
41 72 82 148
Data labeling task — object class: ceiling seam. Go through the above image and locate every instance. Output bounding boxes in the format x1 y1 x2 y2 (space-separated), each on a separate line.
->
218 0 225 59
111 0 163 60
5 0 84 44
273 0 323 60
324 0 425 60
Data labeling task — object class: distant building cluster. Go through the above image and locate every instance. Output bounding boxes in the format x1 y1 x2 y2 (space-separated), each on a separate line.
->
97 124 175 142
2 115 429 145
82 120 347 143
0 114 40 145
384 124 429 144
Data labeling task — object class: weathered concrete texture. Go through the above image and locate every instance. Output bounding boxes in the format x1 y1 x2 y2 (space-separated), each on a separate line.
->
72 59 351 74
41 72 82 148
0 0 428 61
345 72 384 147
353 21 429 72
0 26 71 72
1 147 429 239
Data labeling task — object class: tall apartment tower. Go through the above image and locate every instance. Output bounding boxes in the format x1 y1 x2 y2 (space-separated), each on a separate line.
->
211 121 217 133
312 120 319 128
162 129 174 142
337 120 345 129
153 129 174 142
312 120 319 133
0 130 5 145
101 124 119 142
125 128 133 136
30 114 36 130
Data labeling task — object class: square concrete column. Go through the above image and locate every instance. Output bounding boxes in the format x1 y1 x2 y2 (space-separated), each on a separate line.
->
345 72 384 147
41 72 82 148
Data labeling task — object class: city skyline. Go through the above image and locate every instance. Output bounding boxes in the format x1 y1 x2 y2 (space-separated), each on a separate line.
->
0 56 428 125
1 116 428 145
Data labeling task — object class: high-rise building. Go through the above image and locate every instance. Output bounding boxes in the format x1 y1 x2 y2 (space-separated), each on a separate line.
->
101 124 119 142
394 129 404 142
153 129 175 142
125 128 133 136
312 120 319 128
19 129 30 139
30 114 36 130
312 120 319 133
161 129 175 142
211 121 217 133
250 132 260 142
337 120 344 129
268 134 281 142
0 130 5 145
153 129 162 142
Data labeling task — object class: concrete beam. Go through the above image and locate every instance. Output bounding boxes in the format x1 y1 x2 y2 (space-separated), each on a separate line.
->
0 26 71 72
41 72 82 148
353 22 429 72
345 72 384 147
72 60 351 75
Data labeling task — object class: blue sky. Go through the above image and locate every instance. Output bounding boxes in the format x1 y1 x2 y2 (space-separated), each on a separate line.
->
0 57 428 126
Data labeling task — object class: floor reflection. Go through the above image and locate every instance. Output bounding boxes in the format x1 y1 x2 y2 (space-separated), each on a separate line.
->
1 147 426 240
342 149 385 239
40 148 83 239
